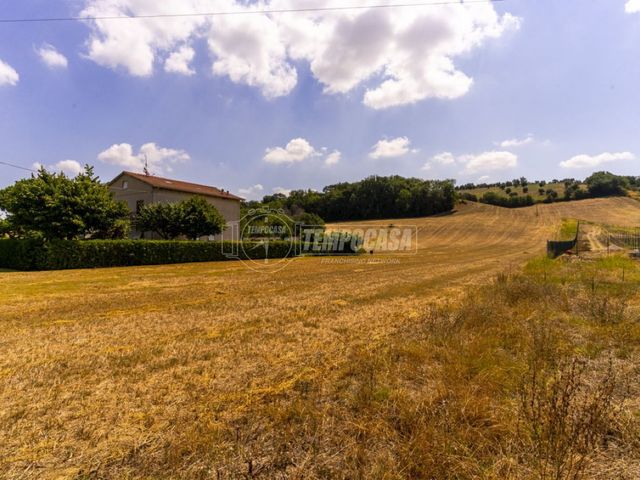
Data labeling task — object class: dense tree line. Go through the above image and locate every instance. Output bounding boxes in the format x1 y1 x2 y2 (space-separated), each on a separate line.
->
248 176 456 222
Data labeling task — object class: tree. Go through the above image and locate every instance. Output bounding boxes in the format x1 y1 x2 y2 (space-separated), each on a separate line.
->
0 217 10 238
294 212 325 226
0 166 129 240
585 171 629 197
180 196 226 240
135 202 184 240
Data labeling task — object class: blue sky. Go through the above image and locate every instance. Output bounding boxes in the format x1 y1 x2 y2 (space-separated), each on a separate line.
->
0 0 639 199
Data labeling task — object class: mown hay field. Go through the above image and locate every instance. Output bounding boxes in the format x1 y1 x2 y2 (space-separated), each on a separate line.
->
2 198 640 479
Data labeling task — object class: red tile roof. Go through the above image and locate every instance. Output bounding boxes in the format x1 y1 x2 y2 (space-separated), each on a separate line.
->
111 171 243 201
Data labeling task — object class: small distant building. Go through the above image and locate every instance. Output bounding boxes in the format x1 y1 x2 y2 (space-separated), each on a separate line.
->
108 171 243 240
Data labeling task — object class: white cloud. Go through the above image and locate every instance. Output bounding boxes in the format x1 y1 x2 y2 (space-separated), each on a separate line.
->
264 138 320 164
79 0 519 108
238 183 264 199
97 142 190 174
272 186 291 196
559 151 635 169
208 8 297 99
324 150 341 166
431 151 456 165
626 0 640 13
459 151 518 174
0 59 19 86
56 159 84 176
164 45 195 75
498 134 534 148
422 151 455 171
477 175 491 182
37 44 68 69
32 160 84 176
369 137 413 159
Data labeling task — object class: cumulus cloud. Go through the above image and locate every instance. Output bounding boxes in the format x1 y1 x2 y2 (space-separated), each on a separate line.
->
263 138 321 164
422 151 455 171
164 45 195 75
559 151 635 169
33 160 84 176
369 137 414 159
459 151 518 174
626 0 640 13
498 135 534 148
431 151 456 165
0 59 19 86
272 186 292 196
78 0 519 107
324 150 341 166
208 9 297 98
238 183 264 199
477 175 491 182
37 44 68 69
97 142 190 174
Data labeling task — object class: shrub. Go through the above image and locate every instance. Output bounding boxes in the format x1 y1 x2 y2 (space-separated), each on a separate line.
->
519 358 621 480
135 202 184 239
0 239 297 271
180 196 226 240
135 196 225 240
459 192 478 202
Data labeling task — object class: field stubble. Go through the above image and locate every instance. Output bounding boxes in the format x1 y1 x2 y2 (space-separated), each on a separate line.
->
2 198 640 478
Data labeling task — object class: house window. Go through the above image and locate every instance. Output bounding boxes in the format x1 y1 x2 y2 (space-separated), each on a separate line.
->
136 200 144 214
123 180 128 190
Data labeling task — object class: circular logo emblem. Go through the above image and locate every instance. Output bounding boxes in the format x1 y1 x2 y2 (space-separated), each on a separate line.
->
238 208 296 273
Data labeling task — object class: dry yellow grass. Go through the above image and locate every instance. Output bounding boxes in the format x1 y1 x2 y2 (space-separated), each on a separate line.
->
1 197 640 479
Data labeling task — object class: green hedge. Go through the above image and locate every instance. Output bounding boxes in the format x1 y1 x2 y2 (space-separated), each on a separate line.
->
0 239 296 271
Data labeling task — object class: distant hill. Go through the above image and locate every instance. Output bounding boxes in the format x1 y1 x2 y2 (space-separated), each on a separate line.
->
458 181 577 204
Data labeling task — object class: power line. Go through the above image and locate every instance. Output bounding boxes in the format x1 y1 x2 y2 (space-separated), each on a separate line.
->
0 0 505 24
0 161 37 173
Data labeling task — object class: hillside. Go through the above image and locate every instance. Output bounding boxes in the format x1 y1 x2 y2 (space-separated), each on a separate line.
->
1 197 640 478
458 181 573 202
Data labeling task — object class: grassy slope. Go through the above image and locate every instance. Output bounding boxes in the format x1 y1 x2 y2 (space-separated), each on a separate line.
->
459 182 580 202
2 198 640 478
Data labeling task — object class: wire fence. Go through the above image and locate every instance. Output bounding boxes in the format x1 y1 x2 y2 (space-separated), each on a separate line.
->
607 231 640 250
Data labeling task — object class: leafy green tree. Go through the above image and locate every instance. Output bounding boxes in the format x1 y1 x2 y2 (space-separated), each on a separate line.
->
585 171 629 197
0 217 10 238
294 212 325 227
135 202 184 240
0 166 129 240
180 196 226 240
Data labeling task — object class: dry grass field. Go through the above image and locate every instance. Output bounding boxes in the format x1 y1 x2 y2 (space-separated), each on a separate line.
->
2 198 640 479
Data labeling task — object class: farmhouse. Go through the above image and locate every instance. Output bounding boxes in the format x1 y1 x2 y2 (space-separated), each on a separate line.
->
108 171 242 240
